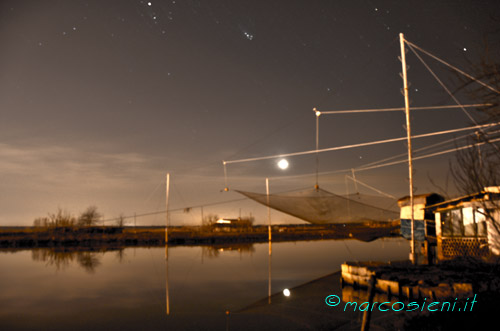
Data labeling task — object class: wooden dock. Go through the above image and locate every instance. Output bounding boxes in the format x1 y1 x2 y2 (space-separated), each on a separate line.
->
341 261 478 301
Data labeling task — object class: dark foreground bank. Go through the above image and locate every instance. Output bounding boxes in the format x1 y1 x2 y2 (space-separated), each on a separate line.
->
0 221 400 248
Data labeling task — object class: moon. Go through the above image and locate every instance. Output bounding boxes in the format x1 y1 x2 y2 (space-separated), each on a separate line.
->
277 159 289 170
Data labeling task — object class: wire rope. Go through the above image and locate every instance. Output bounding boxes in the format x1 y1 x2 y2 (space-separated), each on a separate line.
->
404 40 500 95
224 121 500 164
316 103 492 115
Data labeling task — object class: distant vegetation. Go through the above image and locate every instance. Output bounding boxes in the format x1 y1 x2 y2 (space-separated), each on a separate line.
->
201 214 255 230
201 214 220 227
33 206 104 228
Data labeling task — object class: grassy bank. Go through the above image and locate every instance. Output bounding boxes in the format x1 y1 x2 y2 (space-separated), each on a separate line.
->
0 221 400 248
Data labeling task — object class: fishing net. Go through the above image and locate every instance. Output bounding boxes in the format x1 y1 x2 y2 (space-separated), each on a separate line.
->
236 187 399 224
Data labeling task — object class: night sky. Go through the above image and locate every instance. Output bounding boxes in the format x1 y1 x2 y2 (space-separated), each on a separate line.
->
1 0 499 225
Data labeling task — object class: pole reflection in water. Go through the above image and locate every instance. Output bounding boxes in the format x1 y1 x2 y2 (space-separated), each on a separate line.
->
266 177 272 305
165 173 171 316
166 244 170 316
268 240 272 305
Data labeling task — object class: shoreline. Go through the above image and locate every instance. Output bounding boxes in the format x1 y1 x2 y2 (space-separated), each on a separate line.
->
0 222 400 248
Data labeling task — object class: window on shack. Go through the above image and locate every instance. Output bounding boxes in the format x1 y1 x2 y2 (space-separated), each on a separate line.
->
463 207 475 236
441 207 488 237
441 210 453 236
451 209 464 236
440 209 464 237
475 208 488 236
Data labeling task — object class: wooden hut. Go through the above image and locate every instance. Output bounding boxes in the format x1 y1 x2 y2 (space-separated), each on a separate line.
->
427 187 500 260
398 193 444 264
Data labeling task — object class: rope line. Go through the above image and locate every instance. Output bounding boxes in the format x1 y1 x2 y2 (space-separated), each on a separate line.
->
258 131 500 181
405 39 500 154
356 136 500 172
316 103 492 115
345 175 396 199
358 128 500 169
404 40 500 95
101 197 249 223
223 121 500 164
405 41 479 126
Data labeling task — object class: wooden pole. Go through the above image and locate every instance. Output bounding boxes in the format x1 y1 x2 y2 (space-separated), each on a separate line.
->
400 33 416 264
314 108 320 190
266 178 271 241
266 178 272 304
201 206 204 225
165 173 170 244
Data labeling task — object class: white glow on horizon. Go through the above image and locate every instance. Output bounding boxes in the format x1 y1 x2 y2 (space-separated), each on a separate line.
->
283 288 291 297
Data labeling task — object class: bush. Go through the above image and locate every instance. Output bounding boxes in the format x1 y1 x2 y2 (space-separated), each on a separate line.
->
33 206 102 228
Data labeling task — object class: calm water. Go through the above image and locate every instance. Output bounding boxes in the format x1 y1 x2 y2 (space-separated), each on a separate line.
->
0 238 409 330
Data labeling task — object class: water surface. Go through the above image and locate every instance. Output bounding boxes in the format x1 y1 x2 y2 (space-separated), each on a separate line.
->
0 238 409 330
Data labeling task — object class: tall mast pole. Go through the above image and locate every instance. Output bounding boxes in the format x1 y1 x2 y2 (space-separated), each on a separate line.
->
266 178 271 242
400 33 416 264
314 108 321 190
165 173 170 244
266 177 272 304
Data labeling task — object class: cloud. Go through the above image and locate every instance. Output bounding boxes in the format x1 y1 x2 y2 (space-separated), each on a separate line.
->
0 143 158 186
0 142 163 225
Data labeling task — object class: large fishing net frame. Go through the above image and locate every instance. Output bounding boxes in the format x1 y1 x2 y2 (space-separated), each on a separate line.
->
222 38 500 225
237 187 399 224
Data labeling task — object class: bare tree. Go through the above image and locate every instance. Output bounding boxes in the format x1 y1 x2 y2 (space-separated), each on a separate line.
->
449 35 500 239
33 209 75 228
451 132 500 194
450 30 500 193
202 214 219 227
77 206 102 227
116 214 125 227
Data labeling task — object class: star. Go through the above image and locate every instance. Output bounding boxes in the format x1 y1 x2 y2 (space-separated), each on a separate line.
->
243 32 254 40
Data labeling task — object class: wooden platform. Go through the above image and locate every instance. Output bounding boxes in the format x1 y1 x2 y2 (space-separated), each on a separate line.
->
340 261 475 300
